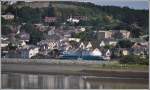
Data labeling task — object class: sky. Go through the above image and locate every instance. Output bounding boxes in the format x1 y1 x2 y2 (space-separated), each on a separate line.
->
7 0 149 10
83 0 149 10
51 0 149 10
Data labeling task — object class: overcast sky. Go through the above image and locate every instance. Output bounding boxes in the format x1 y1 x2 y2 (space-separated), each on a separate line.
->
48 0 149 10
83 0 149 10
9 0 149 10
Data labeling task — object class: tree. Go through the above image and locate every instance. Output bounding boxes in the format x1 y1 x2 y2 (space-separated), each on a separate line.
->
1 25 12 35
8 43 17 50
104 45 113 49
49 49 60 58
17 6 41 23
21 23 44 45
129 23 143 38
119 55 149 65
69 41 78 48
144 36 149 41
117 40 134 48
47 4 55 16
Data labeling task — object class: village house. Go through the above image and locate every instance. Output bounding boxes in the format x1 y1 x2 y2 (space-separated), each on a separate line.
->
86 42 93 50
37 39 59 50
109 41 117 46
37 44 49 55
20 45 39 59
34 23 49 32
99 39 117 47
103 49 111 60
48 29 55 36
91 48 102 56
1 39 9 58
44 16 57 23
120 30 131 39
1 37 9 48
131 42 148 56
1 36 8 41
121 49 129 56
111 30 130 39
79 27 86 32
95 30 130 41
67 17 80 23
100 41 105 47
2 13 14 20
68 16 88 21
19 32 30 42
79 42 86 49
68 38 80 42
18 40 26 47
95 30 112 40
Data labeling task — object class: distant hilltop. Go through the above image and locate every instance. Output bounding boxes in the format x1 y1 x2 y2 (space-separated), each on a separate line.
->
1 1 148 34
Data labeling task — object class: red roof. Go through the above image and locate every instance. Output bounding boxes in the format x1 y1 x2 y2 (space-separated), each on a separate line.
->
44 16 57 22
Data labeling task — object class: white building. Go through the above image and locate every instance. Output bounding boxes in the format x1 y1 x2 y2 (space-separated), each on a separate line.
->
100 41 105 47
80 27 86 32
120 30 131 39
48 29 55 36
103 49 111 60
67 18 80 23
105 49 111 57
1 38 9 48
86 42 92 49
79 42 85 49
91 48 102 56
109 41 117 46
2 14 14 20
19 40 26 47
68 38 80 42
20 46 39 58
1 43 9 48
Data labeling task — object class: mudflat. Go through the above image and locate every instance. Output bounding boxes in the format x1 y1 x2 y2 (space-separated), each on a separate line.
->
2 63 148 79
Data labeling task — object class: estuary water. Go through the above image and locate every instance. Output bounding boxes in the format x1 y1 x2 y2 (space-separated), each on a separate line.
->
1 72 148 89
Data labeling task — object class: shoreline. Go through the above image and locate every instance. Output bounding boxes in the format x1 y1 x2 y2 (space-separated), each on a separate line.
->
2 62 149 79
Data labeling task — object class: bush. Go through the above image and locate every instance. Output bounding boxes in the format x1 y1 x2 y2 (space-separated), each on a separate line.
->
119 55 149 65
117 40 134 48
139 58 149 65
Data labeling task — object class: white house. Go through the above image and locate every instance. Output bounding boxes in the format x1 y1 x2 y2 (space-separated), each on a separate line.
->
2 14 14 20
48 29 55 36
106 49 111 57
79 42 85 49
68 38 80 42
20 46 39 58
1 38 9 48
109 41 117 46
91 48 102 56
47 41 59 50
1 36 8 41
86 42 92 49
103 49 111 60
1 42 9 48
67 18 80 23
100 41 105 47
80 27 86 32
18 40 26 47
120 30 130 39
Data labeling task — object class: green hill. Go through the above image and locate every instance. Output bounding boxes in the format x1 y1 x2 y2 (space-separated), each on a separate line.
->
1 1 149 36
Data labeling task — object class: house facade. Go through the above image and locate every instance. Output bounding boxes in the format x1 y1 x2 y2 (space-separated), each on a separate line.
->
20 46 39 58
2 14 14 20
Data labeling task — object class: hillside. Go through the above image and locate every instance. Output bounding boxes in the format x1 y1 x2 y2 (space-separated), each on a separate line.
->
1 1 149 36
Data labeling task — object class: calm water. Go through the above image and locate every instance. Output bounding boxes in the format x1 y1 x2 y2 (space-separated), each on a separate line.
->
1 72 148 89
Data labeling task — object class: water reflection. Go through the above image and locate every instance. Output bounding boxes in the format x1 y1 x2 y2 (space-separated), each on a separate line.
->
1 72 148 89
